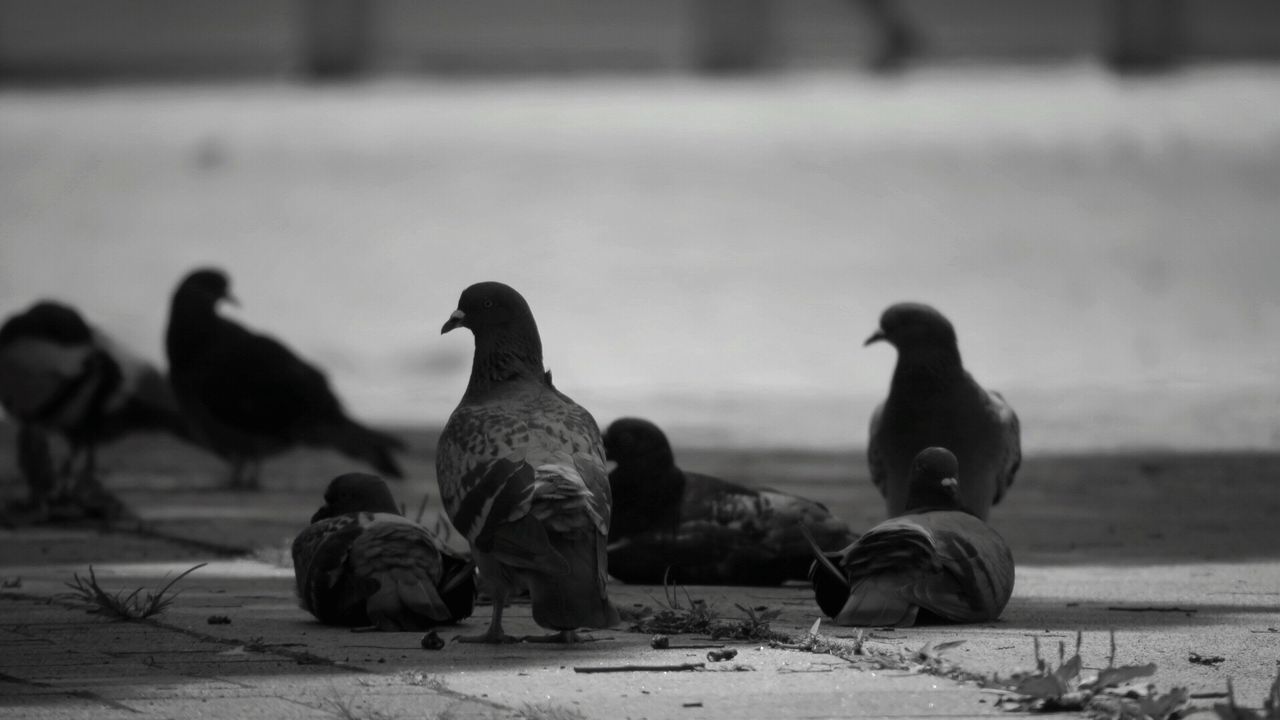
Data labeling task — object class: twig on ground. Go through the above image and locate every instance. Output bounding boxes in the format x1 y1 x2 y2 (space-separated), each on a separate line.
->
574 663 705 674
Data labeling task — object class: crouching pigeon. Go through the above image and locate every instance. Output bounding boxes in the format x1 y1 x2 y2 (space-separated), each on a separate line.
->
436 281 620 643
865 302 1021 520
808 447 1014 627
165 268 405 489
292 473 475 630
603 416 858 586
0 300 189 516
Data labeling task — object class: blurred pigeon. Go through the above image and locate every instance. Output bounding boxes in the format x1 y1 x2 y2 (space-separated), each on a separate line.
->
165 268 404 489
0 300 188 516
808 447 1014 626
602 416 858 586
865 302 1021 520
436 281 619 643
292 473 475 630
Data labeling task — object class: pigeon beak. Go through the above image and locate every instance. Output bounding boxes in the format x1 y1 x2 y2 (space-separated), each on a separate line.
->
940 477 959 494
863 329 887 346
440 310 466 334
224 292 240 308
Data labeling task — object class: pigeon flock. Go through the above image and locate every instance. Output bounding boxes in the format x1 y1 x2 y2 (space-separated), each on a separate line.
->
0 270 1020 638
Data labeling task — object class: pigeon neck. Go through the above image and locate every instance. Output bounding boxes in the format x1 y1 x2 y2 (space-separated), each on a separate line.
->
464 327 546 396
609 462 685 536
165 295 219 363
890 345 965 391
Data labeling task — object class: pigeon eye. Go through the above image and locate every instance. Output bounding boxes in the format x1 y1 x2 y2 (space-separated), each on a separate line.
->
482 299 495 309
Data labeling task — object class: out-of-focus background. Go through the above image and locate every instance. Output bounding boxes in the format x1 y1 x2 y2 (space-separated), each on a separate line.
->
3 0 1279 452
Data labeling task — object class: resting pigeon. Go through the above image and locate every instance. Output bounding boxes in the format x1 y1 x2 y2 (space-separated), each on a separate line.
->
602 417 858 586
809 447 1014 626
292 473 475 630
436 281 620 643
165 268 404 489
865 302 1021 520
0 300 188 515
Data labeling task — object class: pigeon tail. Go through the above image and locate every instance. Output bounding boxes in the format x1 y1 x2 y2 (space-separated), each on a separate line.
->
322 420 406 479
835 574 919 627
525 527 619 631
364 568 453 631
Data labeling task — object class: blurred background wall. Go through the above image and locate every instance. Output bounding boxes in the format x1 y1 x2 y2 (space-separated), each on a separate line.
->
2 0 1279 81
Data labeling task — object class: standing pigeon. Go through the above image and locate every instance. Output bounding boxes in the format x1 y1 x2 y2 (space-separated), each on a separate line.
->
603 417 858 586
808 447 1014 626
436 281 619 643
0 300 189 516
165 268 404 489
865 302 1020 520
292 473 475 630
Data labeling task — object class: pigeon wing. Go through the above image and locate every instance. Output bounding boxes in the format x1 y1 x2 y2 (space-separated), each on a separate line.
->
986 389 1022 507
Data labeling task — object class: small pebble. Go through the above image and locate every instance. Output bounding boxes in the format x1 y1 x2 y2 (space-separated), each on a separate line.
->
206 615 231 625
420 631 445 650
707 648 738 662
650 635 670 649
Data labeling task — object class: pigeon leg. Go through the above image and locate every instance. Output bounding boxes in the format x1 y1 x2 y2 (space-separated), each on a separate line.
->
245 459 262 491
455 585 518 644
17 425 56 510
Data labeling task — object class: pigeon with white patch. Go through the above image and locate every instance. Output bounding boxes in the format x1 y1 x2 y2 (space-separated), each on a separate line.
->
603 416 858 586
865 302 1021 520
292 473 475 630
808 447 1014 626
165 268 404 489
0 300 188 516
436 281 620 643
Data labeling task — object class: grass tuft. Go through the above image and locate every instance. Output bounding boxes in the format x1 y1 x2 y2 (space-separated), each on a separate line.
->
60 563 207 621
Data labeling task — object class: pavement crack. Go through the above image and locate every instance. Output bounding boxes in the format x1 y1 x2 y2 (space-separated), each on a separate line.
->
0 670 142 713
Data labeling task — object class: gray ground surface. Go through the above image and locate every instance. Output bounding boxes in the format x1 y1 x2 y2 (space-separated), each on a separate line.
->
1 430 1277 719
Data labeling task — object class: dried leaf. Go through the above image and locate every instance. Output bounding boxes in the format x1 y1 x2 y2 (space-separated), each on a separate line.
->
1091 663 1157 690
1013 673 1073 700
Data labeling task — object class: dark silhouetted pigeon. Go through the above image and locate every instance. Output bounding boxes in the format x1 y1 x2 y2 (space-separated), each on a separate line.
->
165 268 404 489
809 447 1014 626
292 473 475 630
865 302 1020 520
0 300 188 516
602 416 858 586
436 281 619 643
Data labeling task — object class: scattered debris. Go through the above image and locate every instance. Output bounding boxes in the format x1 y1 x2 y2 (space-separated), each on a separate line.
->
420 631 445 650
990 630 1186 718
574 663 706 674
396 672 447 691
1106 606 1198 614
59 563 206 621
1190 653 1226 667
682 702 703 708
206 615 231 625
707 648 738 662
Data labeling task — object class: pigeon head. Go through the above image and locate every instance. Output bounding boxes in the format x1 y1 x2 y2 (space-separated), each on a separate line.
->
440 282 536 335
442 282 545 392
311 472 400 522
602 417 676 470
174 268 236 308
865 303 957 351
0 301 92 347
903 446 964 513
